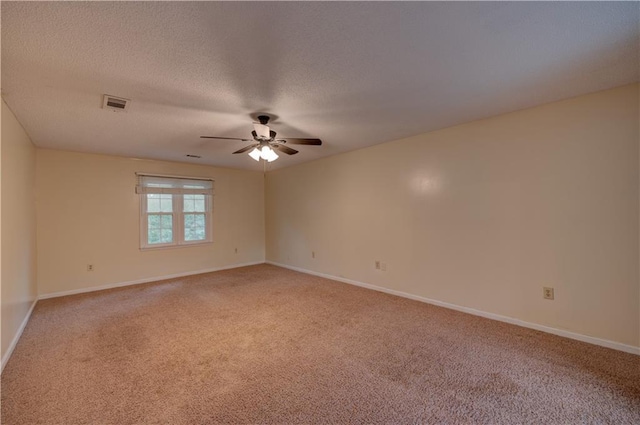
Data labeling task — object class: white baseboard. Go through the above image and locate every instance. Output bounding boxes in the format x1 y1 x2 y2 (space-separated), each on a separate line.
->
38 261 264 300
266 261 640 356
1 298 38 374
10 260 637 377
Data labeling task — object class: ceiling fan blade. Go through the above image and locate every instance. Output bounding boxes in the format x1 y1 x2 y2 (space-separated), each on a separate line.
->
201 136 252 141
232 144 258 154
279 138 322 145
272 144 298 155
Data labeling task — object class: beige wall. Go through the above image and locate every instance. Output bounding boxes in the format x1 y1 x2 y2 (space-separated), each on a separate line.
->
266 84 640 348
37 150 265 296
1 100 38 362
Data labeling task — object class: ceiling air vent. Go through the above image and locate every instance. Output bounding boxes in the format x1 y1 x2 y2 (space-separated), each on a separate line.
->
102 94 130 112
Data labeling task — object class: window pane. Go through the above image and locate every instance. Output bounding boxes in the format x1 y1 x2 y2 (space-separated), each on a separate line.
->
160 195 173 213
148 214 161 228
160 229 173 243
183 213 206 242
185 227 205 241
144 192 209 246
161 215 173 227
148 194 173 213
148 227 161 244
147 213 173 245
184 194 204 212
147 195 160 212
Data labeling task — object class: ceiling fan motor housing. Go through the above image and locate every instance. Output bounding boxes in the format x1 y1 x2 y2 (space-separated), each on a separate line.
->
253 123 271 139
253 115 272 140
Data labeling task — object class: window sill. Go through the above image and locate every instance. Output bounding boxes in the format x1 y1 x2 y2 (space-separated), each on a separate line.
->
140 241 213 251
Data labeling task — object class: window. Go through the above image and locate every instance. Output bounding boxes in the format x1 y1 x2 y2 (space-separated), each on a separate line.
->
136 175 213 249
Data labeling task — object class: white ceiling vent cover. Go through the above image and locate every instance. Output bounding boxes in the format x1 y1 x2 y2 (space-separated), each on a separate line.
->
102 94 130 112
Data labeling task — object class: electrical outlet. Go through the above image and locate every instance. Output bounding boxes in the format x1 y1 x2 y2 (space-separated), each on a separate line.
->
375 260 381 270
87 264 94 272
380 262 387 271
543 287 554 300
312 251 315 259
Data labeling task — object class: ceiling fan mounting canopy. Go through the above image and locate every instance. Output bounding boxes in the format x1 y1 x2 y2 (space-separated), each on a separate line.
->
201 115 322 162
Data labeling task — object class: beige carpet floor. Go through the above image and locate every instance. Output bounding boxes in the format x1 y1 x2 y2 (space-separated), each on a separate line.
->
2 264 639 424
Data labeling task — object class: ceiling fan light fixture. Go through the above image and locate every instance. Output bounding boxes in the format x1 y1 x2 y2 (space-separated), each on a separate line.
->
248 148 261 161
260 145 272 159
249 145 279 162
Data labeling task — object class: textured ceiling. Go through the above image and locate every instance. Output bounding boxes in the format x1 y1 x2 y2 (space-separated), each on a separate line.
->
2 2 638 171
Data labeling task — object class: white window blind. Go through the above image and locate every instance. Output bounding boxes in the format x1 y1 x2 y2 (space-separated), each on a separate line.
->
136 175 214 195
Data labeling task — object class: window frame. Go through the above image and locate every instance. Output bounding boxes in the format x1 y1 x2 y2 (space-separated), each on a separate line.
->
138 181 213 250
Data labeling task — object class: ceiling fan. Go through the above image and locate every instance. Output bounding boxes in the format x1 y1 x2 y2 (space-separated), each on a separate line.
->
201 115 322 162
